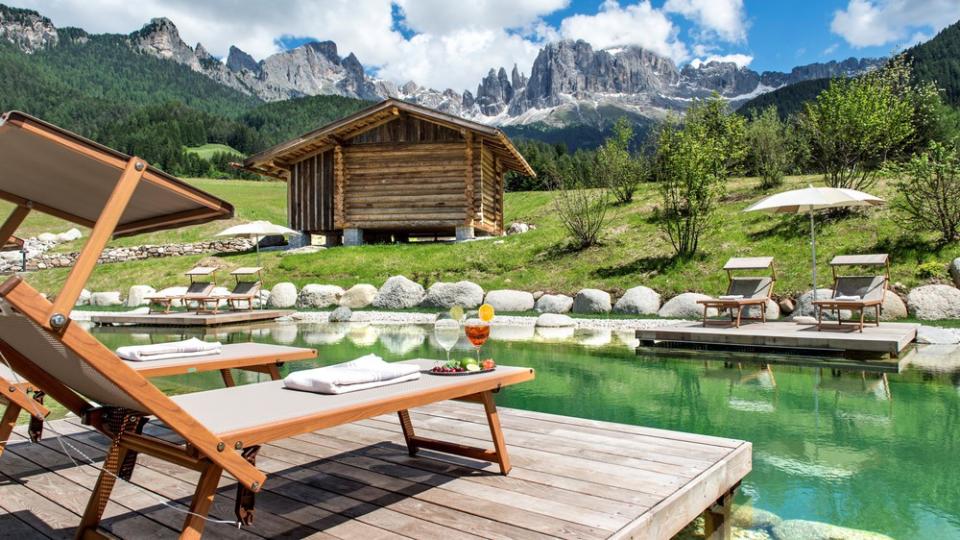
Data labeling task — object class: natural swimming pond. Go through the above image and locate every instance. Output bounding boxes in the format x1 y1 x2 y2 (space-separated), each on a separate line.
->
92 322 960 539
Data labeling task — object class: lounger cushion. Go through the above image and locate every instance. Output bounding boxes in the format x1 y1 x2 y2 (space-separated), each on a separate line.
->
170 360 527 435
727 277 773 299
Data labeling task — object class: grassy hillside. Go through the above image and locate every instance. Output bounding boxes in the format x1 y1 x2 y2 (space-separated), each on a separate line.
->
184 143 244 159
9 174 951 301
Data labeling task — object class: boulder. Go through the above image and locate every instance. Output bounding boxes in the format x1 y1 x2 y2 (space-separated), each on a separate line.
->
267 282 298 308
880 294 908 321
328 306 353 323
339 284 377 309
658 293 717 319
951 257 960 287
89 291 122 307
484 289 535 312
743 299 781 320
372 276 425 309
731 506 782 530
532 291 545 300
125 285 156 307
254 290 270 308
420 281 484 308
572 289 612 313
56 228 82 242
37 232 57 242
536 313 576 327
75 288 92 307
907 284 960 320
535 294 573 314
772 519 893 540
297 284 344 309
791 289 849 320
778 297 795 315
916 325 960 345
613 286 661 315
506 222 530 235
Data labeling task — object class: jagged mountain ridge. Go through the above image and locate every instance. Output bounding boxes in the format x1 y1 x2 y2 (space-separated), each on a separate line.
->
0 4 884 128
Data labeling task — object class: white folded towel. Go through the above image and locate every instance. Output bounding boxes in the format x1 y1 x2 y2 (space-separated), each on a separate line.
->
283 354 421 395
117 337 221 361
834 295 862 301
719 294 744 300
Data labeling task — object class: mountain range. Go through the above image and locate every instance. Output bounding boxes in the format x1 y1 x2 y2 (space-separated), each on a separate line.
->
0 4 884 128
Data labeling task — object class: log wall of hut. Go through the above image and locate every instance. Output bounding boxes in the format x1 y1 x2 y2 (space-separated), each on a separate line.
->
288 149 334 232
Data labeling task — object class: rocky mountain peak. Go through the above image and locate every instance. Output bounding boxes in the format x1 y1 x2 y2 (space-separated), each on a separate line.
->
131 17 199 67
305 40 340 64
226 45 259 73
0 4 58 53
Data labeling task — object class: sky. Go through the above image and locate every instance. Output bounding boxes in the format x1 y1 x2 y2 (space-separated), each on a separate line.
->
16 0 960 92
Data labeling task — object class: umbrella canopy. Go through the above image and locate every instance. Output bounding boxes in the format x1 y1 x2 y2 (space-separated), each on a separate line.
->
744 186 884 214
744 186 884 303
215 221 299 238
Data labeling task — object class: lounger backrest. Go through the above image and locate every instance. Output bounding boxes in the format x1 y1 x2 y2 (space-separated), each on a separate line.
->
726 277 773 299
185 281 214 295
232 281 260 296
0 300 142 410
833 276 885 301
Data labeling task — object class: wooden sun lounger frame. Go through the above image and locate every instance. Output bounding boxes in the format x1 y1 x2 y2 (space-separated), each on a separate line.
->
697 257 776 328
148 267 218 314
0 128 535 538
195 267 262 314
813 254 890 333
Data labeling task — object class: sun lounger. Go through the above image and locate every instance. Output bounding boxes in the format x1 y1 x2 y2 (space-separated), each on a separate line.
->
195 267 262 314
146 267 218 313
0 361 50 456
697 257 776 328
812 254 889 332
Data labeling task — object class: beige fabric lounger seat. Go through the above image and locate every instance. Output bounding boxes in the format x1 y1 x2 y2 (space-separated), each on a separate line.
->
697 257 776 328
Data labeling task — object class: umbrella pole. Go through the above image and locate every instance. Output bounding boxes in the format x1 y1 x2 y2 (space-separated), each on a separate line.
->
810 209 817 302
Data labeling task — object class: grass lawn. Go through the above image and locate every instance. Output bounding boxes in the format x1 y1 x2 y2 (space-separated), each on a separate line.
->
9 174 951 302
184 143 244 159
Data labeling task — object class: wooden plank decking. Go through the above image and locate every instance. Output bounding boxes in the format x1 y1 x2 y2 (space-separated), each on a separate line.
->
87 310 293 327
0 402 750 539
637 321 917 361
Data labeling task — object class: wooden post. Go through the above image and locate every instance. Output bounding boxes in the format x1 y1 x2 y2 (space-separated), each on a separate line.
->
0 205 29 246
464 132 474 226
703 489 734 540
333 145 345 229
49 157 145 321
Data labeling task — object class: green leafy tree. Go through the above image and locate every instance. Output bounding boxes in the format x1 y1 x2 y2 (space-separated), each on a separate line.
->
799 55 932 191
547 159 609 250
890 141 960 244
596 117 645 204
745 106 791 189
654 117 727 258
684 93 747 174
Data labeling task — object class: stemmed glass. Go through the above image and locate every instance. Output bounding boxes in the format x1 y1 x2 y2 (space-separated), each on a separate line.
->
433 318 461 364
463 318 490 364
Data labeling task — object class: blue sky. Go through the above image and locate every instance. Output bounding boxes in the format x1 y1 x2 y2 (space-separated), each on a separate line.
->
21 0 960 90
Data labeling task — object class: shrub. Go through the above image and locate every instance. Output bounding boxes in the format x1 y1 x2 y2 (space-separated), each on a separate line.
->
746 106 790 189
891 141 960 244
547 160 609 250
596 117 645 204
915 261 948 281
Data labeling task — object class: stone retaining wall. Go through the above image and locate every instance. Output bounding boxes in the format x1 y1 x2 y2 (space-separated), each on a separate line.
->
9 239 255 272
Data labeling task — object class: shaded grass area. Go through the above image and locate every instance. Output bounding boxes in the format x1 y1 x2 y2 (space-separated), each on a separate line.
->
11 174 952 301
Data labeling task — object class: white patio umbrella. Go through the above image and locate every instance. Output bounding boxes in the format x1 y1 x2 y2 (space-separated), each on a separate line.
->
215 220 299 267
744 186 884 301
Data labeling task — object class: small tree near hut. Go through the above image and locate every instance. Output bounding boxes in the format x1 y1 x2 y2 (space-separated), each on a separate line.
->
548 159 609 250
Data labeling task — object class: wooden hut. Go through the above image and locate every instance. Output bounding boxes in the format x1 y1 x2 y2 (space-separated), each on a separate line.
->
241 99 535 245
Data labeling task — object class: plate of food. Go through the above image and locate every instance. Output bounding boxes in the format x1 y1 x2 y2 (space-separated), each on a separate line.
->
426 357 496 376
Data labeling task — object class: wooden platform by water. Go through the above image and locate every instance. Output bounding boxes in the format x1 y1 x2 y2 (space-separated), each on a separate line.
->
88 310 293 327
0 402 750 539
637 321 917 362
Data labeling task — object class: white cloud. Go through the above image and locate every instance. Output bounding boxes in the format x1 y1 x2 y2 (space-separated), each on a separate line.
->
689 53 753 69
395 0 568 35
559 0 689 62
830 0 960 48
664 0 747 43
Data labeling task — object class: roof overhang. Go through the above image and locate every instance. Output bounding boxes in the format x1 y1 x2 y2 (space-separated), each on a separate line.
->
242 98 535 178
0 111 234 238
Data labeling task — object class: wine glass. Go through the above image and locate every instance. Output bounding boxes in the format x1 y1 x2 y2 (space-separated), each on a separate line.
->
434 318 460 364
464 318 490 364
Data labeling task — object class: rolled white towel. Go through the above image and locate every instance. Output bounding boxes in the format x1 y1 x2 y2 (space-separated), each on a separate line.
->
719 294 745 300
117 337 221 361
284 354 421 395
834 295 862 301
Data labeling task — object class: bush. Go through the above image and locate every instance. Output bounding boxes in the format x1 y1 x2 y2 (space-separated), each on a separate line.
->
596 117 645 204
746 106 790 189
915 261 948 281
891 140 960 244
547 160 609 250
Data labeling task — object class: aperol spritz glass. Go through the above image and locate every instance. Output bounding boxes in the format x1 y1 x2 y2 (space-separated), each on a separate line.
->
464 318 490 364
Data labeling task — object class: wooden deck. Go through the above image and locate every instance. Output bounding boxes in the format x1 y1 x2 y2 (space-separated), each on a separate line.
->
637 321 917 362
0 402 750 539
88 310 293 327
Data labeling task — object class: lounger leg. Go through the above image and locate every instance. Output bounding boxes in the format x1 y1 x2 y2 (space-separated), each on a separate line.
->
76 440 130 538
220 369 236 387
859 309 865 333
397 410 419 456
735 307 742 328
702 305 708 327
179 463 224 540
480 391 511 475
875 305 881 326
0 402 21 458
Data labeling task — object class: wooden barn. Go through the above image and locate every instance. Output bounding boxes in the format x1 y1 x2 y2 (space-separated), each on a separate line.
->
242 99 535 245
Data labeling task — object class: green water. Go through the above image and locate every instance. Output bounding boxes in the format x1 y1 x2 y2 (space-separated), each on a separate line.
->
92 322 960 539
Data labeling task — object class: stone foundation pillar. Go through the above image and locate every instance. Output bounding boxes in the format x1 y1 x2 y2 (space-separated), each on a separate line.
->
343 228 364 246
455 225 475 241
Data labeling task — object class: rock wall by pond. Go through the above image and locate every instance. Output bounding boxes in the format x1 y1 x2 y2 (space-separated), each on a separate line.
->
6 238 254 272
